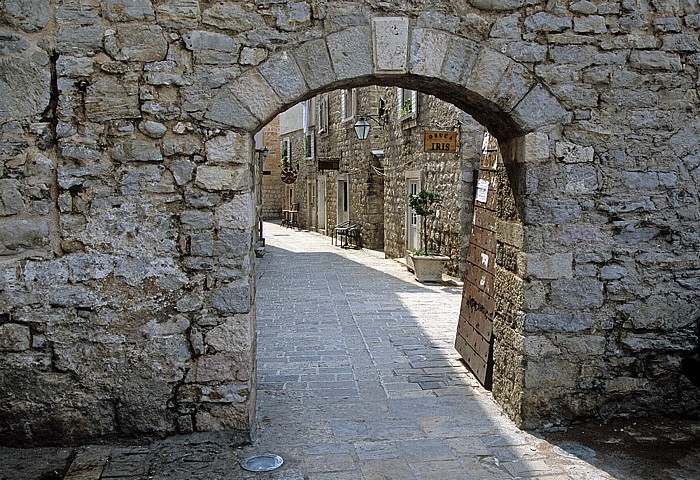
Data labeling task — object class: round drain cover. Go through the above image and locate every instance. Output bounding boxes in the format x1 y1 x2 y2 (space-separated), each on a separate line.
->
553 442 596 460
240 453 284 472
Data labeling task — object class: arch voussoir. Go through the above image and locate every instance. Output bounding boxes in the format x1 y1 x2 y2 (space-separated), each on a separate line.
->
327 26 374 82
259 51 310 106
291 38 337 92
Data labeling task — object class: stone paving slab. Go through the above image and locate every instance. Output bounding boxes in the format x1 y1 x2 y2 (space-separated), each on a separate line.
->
1 221 699 479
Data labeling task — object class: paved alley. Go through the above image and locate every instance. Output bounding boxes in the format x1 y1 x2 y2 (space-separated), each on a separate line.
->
2 222 698 480
239 222 617 480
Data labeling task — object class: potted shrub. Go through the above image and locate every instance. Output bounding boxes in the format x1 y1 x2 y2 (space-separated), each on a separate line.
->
407 190 450 282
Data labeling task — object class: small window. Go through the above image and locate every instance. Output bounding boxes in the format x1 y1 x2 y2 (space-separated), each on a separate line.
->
398 88 418 120
280 138 291 169
317 95 329 134
341 89 357 123
304 132 315 161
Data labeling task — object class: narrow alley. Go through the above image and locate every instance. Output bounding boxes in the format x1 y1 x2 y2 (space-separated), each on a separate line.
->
242 221 617 479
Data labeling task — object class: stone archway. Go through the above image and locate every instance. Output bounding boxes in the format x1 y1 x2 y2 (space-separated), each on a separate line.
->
204 18 571 430
1 2 698 446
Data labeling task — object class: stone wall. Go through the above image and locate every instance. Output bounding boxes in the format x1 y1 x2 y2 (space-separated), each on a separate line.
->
0 0 698 444
260 116 284 219
382 90 484 277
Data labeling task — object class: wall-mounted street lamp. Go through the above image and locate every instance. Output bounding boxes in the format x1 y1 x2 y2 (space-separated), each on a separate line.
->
353 99 388 140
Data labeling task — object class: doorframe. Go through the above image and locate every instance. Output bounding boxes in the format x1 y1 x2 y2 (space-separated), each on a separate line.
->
405 170 422 252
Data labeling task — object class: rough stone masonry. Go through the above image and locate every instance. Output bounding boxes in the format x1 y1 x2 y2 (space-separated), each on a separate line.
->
0 0 698 445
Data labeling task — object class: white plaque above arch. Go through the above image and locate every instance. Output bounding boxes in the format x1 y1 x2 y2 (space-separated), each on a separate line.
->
372 17 409 73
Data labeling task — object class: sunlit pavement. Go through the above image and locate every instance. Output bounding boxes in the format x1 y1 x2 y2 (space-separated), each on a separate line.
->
241 221 619 479
2 221 698 480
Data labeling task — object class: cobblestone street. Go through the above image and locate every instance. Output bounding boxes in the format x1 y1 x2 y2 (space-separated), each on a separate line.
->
1 222 698 479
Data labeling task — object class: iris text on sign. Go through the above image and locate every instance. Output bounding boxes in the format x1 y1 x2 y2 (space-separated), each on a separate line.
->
424 130 458 153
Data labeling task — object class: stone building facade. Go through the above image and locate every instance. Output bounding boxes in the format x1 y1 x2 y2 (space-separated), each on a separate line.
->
258 116 284 219
0 0 698 446
276 87 484 277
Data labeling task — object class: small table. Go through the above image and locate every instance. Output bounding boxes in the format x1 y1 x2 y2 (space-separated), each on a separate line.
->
281 209 298 228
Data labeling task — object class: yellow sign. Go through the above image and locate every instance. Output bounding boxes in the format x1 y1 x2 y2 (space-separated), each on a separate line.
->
424 130 458 153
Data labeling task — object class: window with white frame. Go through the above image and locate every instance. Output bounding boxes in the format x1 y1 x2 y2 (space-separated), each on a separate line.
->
317 94 329 134
280 138 291 169
341 89 357 123
304 131 315 161
397 88 418 120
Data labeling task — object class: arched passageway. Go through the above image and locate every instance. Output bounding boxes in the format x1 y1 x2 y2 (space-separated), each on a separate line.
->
1 3 698 445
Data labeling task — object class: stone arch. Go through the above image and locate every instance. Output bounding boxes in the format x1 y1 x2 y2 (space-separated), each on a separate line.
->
203 24 570 141
202 19 573 429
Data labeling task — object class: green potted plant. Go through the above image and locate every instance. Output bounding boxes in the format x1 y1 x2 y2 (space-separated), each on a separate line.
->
407 190 450 282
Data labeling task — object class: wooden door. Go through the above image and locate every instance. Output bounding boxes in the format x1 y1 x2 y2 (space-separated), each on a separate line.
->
455 132 499 389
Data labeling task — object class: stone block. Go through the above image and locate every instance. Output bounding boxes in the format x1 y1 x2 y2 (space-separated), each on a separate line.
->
629 50 682 70
372 17 409 72
524 12 572 33
0 32 29 55
524 197 581 225
662 34 700 52
180 210 213 230
511 85 570 132
210 285 251 314
573 16 607 34
440 36 479 85
215 194 253 231
493 61 534 112
186 353 238 383
85 77 140 122
215 232 250 258
523 313 596 333
180 383 249 403
465 48 511 103
56 55 94 78
0 323 31 351
170 158 195 185
205 131 251 164
67 253 114 282
205 86 259 132
275 1 312 31
139 120 167 139
525 253 573 279
569 1 597 14
162 135 202 157
470 0 523 10
1 0 50 32
56 26 103 55
105 25 167 62
550 278 604 308
205 314 253 353
190 232 213 256
0 57 51 121
328 27 373 81
409 28 449 78
0 178 25 216
496 41 548 63
259 51 308 105
293 38 336 91
0 218 49 255
240 47 267 66
195 165 250 192
202 2 263 32
195 403 250 431
524 357 579 388
555 141 594 163
564 164 598 194
183 30 240 65
155 0 201 29
102 0 156 22
111 139 163 163
523 132 549 164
